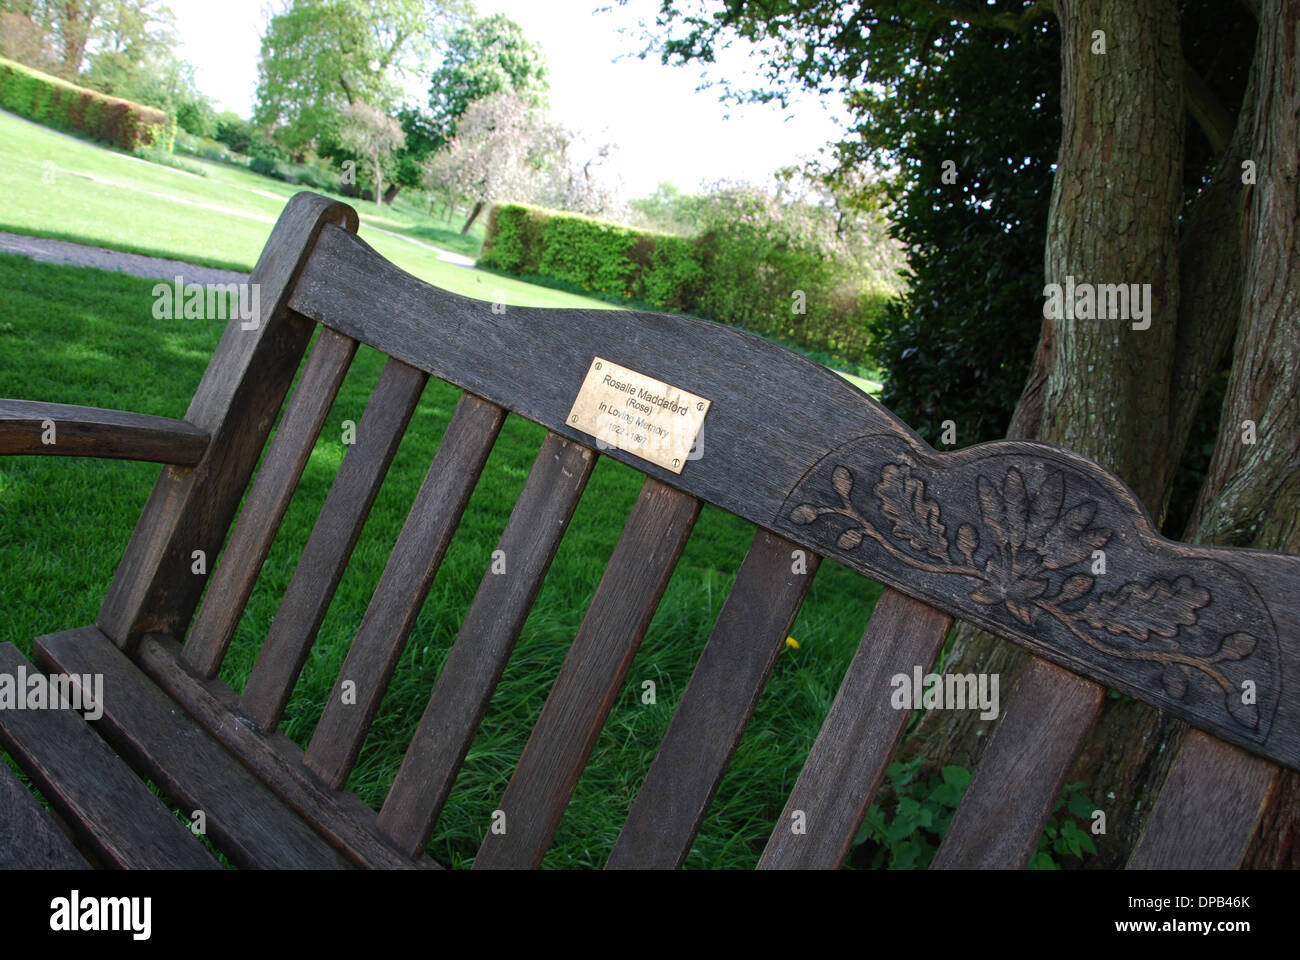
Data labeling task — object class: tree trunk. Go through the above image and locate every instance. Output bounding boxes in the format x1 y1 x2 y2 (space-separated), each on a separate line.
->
901 0 1195 866
373 152 383 205
461 201 485 234
383 183 400 205
1193 0 1300 868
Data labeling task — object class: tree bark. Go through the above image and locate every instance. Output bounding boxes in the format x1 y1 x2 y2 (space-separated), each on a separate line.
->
1192 0 1300 868
901 0 1195 866
461 201 485 234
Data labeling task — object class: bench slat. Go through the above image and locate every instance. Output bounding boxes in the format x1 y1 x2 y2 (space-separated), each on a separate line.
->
932 658 1102 869
0 760 90 869
378 432 595 858
185 327 358 679
474 478 699 869
0 642 218 869
136 635 430 869
1128 729 1278 868
607 529 819 869
304 393 506 789
99 195 358 656
759 588 953 869
35 627 353 869
241 357 428 732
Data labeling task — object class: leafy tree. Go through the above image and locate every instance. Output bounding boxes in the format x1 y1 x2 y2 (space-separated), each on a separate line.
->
422 91 564 233
391 11 550 194
338 100 406 203
253 0 451 156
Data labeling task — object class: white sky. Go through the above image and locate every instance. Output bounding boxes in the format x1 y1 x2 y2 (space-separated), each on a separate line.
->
169 0 850 200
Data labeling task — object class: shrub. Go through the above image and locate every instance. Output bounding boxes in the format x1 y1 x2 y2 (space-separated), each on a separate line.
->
481 202 881 364
0 56 174 151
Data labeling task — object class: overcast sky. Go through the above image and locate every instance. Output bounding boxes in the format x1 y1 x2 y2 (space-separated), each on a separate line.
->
169 0 850 200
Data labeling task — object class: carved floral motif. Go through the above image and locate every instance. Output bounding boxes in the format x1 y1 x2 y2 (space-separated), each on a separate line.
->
789 456 1263 731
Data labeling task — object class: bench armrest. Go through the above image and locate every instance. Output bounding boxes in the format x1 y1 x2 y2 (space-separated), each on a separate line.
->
0 399 209 466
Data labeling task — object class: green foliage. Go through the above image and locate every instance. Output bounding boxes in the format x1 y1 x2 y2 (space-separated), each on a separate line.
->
174 130 238 164
426 11 549 138
253 0 439 155
0 55 174 151
214 110 253 154
1028 782 1099 869
850 758 1098 870
852 757 970 869
481 201 887 364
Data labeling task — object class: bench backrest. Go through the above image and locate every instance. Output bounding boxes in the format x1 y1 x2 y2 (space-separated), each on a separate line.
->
95 193 1300 868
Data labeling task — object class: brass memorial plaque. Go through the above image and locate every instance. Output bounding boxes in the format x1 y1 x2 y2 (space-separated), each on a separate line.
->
566 357 710 474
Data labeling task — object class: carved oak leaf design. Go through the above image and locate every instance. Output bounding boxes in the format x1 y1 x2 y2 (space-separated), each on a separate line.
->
1076 575 1210 643
874 462 948 561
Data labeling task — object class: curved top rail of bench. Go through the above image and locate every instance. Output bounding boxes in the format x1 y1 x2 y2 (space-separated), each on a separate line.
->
284 210 1300 772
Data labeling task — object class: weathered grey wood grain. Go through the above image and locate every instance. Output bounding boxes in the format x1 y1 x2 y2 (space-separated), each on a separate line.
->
35 626 353 869
0 748 91 869
304 393 505 789
759 588 953 869
136 634 434 869
932 658 1103 869
98 193 359 656
0 399 208 465
240 356 428 733
185 327 358 679
474 478 699 869
607 528 819 870
286 222 1300 772
0 642 218 869
1128 729 1278 868
378 432 595 858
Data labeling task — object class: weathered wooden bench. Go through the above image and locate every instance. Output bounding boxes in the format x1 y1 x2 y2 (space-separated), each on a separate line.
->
1 192 1296 870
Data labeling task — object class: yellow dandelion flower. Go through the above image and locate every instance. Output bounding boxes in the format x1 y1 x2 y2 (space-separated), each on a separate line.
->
785 636 800 649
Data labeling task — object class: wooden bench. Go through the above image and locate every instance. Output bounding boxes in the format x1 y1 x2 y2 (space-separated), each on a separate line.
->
1 192 1296 870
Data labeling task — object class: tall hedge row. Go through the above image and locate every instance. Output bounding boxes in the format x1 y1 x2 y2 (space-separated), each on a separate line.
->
479 203 885 364
0 57 175 152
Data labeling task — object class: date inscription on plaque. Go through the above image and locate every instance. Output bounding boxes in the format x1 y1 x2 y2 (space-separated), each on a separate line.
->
566 357 710 474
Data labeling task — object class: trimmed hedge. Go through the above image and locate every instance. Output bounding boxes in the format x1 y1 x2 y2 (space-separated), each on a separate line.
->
0 57 175 152
480 202 885 364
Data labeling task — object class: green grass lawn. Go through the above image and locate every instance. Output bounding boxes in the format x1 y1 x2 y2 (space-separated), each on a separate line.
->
0 108 608 310
0 254 886 868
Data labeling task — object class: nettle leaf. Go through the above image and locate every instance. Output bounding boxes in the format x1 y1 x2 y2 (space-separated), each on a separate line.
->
1078 575 1210 643
875 462 948 560
1038 500 1106 570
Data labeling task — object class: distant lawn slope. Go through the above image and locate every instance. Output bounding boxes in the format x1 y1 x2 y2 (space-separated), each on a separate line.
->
0 108 608 309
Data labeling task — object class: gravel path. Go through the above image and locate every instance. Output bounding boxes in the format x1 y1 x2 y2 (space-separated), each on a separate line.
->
0 231 249 284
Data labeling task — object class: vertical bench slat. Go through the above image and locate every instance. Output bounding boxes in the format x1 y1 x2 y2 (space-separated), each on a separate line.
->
303 394 506 789
473 478 699 869
240 357 428 732
185 328 358 679
606 529 819 869
932 658 1103 869
377 433 596 857
758 588 953 869
1128 729 1278 869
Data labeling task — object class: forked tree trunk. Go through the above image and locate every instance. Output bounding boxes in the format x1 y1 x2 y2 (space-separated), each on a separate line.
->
901 0 1196 866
